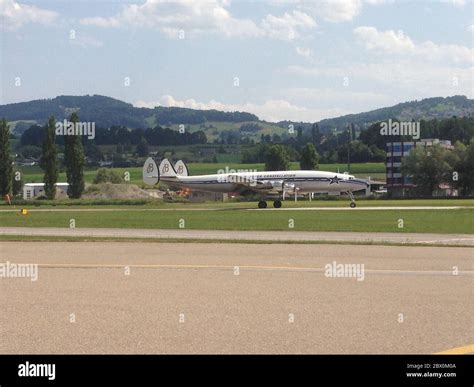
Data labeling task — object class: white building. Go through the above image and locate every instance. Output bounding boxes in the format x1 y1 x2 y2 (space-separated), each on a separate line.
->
23 183 69 200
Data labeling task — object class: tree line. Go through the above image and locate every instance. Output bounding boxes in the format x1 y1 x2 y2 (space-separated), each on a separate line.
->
20 125 208 147
401 141 474 197
17 116 473 167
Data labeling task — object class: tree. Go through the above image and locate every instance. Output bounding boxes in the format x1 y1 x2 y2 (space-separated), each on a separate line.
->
20 125 44 146
17 145 42 159
265 144 290 171
40 116 58 199
296 126 303 143
311 123 320 146
12 172 23 197
369 144 386 162
242 143 269 163
446 141 474 196
93 168 109 184
93 168 122 184
463 141 474 195
84 143 104 162
0 118 13 197
401 145 451 197
64 113 85 198
300 143 320 170
136 137 149 157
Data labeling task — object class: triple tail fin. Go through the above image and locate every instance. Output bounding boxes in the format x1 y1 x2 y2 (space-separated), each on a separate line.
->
174 160 189 177
143 157 159 186
158 158 177 178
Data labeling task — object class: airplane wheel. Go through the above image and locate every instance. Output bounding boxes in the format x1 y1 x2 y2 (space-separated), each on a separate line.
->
258 201 268 209
273 200 282 208
350 202 356 208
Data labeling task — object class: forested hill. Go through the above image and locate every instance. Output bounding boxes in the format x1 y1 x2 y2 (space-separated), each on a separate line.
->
313 95 474 131
0 95 258 133
1 94 473 135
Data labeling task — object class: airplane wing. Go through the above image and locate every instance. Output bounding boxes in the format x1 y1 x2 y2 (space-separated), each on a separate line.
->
231 176 286 194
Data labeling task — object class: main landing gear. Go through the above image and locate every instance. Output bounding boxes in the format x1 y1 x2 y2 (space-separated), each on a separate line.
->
348 191 356 208
257 200 282 208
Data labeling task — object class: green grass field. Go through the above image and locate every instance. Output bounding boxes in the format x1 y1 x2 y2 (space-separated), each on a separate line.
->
19 162 386 185
1 208 472 234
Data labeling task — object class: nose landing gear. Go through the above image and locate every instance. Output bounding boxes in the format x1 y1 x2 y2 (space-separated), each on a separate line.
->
348 191 356 208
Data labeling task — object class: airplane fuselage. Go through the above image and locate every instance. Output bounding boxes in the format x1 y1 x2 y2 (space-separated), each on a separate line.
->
161 170 368 195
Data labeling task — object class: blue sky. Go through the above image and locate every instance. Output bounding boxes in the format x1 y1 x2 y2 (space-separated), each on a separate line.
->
1 0 473 122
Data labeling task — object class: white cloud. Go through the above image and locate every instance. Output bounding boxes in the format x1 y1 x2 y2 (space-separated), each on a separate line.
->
468 24 474 33
69 35 103 48
285 61 474 98
279 87 393 116
0 0 58 30
261 10 317 40
364 0 389 4
354 26 474 63
80 0 316 40
313 0 363 22
444 0 466 7
295 46 312 57
301 0 388 23
354 26 415 53
80 0 260 38
285 87 387 103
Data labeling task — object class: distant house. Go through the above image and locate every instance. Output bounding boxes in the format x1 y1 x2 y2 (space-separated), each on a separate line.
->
366 178 386 195
15 159 37 166
23 183 69 200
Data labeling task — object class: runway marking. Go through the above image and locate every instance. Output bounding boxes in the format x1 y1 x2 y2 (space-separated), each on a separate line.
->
23 262 474 275
418 238 474 243
434 344 474 354
33 263 323 272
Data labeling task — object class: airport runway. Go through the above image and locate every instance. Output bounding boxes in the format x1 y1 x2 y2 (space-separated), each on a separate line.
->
0 242 472 354
1 226 473 246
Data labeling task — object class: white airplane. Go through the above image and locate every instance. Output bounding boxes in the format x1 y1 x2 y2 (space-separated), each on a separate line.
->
143 157 369 208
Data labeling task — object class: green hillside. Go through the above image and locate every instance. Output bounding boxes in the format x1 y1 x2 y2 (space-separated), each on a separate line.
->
1 95 472 139
313 95 474 131
0 95 258 135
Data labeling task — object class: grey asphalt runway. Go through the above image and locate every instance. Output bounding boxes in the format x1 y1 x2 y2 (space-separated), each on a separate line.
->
0 242 472 354
1 226 473 245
